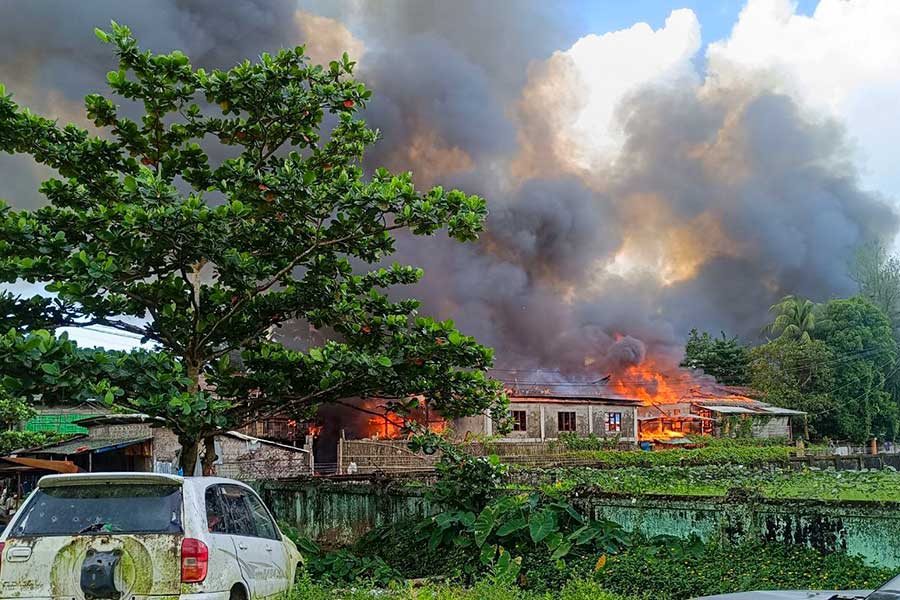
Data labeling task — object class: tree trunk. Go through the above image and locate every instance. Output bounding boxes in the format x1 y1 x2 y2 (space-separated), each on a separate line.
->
181 358 203 477
179 436 200 476
202 435 218 476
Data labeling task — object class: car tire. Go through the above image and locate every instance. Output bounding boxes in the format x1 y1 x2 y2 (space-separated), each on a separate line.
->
229 584 248 600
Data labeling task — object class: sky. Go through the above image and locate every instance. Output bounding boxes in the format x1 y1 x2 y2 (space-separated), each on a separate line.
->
2 0 900 377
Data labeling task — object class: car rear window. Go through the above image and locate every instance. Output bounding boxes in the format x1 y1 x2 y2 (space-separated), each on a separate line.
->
9 483 183 536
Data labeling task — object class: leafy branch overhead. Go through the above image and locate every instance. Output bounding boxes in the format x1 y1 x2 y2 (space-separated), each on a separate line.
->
0 22 506 471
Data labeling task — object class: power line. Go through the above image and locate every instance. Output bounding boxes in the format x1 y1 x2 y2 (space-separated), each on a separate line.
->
81 325 147 341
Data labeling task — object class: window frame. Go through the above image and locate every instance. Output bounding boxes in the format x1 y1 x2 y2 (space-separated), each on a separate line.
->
511 410 528 432
212 483 281 541
205 484 229 536
8 483 183 538
244 489 280 541
606 411 623 433
557 411 577 433
219 484 257 538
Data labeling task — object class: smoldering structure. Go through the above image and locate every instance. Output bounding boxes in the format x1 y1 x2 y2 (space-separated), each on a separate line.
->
1 2 897 444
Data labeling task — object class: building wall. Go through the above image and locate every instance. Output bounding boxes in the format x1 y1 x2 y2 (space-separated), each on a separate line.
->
148 427 311 478
78 421 311 479
751 416 792 439
454 401 637 442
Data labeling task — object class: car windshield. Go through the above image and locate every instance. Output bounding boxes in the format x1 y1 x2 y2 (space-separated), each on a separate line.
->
868 575 900 600
9 483 183 536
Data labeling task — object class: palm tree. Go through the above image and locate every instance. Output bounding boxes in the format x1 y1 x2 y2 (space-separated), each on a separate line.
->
766 295 818 342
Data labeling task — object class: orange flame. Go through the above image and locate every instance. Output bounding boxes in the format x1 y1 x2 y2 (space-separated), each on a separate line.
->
360 397 447 440
610 358 705 442
610 358 686 406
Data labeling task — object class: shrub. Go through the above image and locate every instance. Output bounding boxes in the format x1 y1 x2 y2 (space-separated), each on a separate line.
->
593 540 892 600
567 445 794 467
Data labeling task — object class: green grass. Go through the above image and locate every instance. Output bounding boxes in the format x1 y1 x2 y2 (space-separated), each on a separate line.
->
289 577 632 600
565 445 796 467
290 539 894 600
531 464 900 501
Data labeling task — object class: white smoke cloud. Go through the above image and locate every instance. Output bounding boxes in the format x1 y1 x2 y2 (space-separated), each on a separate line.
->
707 0 900 195
517 8 701 173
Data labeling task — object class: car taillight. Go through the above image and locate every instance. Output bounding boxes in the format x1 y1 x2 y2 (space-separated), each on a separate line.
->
181 538 208 583
0 541 5 572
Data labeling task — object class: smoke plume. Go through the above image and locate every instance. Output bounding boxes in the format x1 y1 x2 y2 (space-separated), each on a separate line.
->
1 0 898 388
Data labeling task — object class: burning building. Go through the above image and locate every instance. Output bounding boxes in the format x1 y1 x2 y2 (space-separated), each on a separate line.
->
453 392 639 443
611 364 807 443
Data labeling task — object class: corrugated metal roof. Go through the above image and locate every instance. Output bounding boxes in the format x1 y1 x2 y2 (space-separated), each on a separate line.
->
702 405 756 414
26 436 151 456
223 431 310 453
0 457 79 473
508 395 640 405
638 414 715 421
757 406 807 416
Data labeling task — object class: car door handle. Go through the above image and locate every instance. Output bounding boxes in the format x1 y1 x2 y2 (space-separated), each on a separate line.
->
238 543 248 550
7 546 31 561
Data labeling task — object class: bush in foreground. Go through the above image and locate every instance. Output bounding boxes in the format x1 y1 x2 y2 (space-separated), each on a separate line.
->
290 576 632 600
593 540 891 600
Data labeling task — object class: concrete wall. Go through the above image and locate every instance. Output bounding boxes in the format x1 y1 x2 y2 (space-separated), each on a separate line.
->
150 428 312 478
259 477 439 547
453 401 638 442
80 421 312 478
750 416 792 438
260 479 900 568
573 492 900 570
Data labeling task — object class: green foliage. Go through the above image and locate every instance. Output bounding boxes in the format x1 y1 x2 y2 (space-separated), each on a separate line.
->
814 297 898 442
593 539 891 600
680 329 751 385
416 489 629 585
753 296 899 442
0 23 506 468
750 338 836 438
564 445 795 467
279 519 401 587
686 434 797 448
357 517 472 580
766 295 820 343
527 464 900 501
289 577 632 600
0 387 36 429
0 430 65 454
850 242 900 331
305 549 402 587
410 429 508 513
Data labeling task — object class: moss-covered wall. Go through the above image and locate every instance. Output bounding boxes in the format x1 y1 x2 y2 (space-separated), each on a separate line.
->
259 478 440 548
569 490 900 568
260 479 900 568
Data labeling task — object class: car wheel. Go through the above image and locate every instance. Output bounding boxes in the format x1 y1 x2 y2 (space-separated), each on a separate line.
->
230 584 248 600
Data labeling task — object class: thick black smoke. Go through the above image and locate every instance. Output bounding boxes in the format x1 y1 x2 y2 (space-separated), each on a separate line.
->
1 1 897 388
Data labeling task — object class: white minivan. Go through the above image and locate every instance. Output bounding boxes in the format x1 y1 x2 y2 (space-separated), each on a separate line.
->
0 472 301 600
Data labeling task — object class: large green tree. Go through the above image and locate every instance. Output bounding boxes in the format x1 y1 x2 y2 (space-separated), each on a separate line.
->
812 297 898 442
750 338 836 439
0 23 505 474
850 242 900 330
765 295 819 343
680 329 750 385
